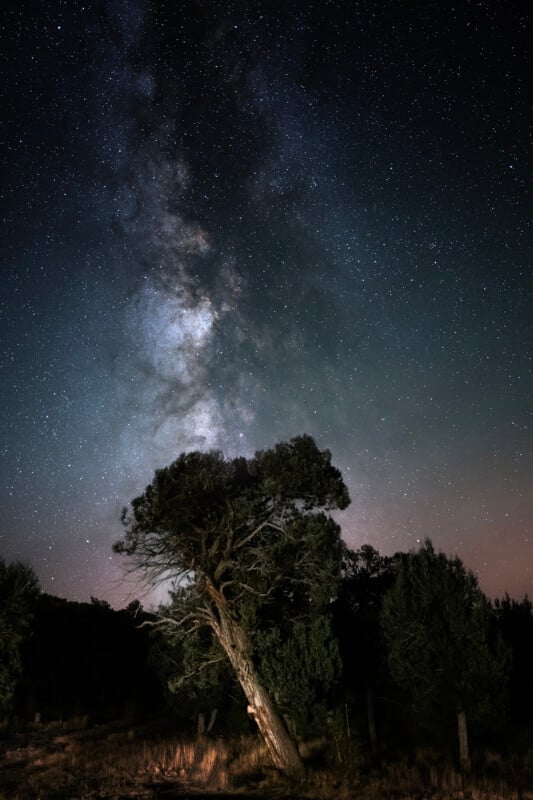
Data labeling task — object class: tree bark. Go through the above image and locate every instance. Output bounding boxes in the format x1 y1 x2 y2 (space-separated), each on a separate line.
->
215 608 305 779
457 708 470 772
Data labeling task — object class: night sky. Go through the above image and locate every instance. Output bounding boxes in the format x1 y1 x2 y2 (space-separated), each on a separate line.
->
1 1 531 608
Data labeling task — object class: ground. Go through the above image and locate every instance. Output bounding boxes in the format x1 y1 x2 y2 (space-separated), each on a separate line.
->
0 717 531 800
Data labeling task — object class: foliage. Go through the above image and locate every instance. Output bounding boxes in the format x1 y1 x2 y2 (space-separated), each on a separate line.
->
381 540 509 722
148 605 248 733
0 559 39 715
243 511 345 735
114 434 348 622
114 434 349 598
255 613 341 736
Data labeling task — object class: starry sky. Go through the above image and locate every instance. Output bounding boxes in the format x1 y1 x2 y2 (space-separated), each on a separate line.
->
1 0 531 607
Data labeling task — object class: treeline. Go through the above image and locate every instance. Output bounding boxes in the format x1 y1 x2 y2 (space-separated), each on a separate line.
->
2 546 532 765
1 436 532 775
334 544 533 765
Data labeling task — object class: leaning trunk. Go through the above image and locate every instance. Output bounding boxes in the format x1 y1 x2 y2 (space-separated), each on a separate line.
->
457 708 470 772
216 608 305 779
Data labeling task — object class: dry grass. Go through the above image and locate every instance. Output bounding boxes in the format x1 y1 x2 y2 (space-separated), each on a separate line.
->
299 754 533 800
0 721 531 799
7 724 288 799
0 721 275 799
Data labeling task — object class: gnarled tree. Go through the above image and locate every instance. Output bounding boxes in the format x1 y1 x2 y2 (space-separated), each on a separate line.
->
114 434 349 778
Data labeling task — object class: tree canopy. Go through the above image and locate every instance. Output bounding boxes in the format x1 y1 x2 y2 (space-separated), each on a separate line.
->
116 435 348 591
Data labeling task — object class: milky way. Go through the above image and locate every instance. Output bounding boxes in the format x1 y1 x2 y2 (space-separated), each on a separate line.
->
1 1 531 606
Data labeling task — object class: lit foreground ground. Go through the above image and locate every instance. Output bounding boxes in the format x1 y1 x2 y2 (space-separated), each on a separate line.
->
1 718 532 799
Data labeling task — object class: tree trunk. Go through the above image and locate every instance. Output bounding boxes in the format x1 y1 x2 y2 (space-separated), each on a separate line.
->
366 686 378 755
206 707 217 733
216 608 305 779
197 712 205 738
457 708 470 772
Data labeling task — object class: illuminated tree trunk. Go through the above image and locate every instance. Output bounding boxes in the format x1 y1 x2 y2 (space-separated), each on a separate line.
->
457 708 470 772
215 609 305 779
